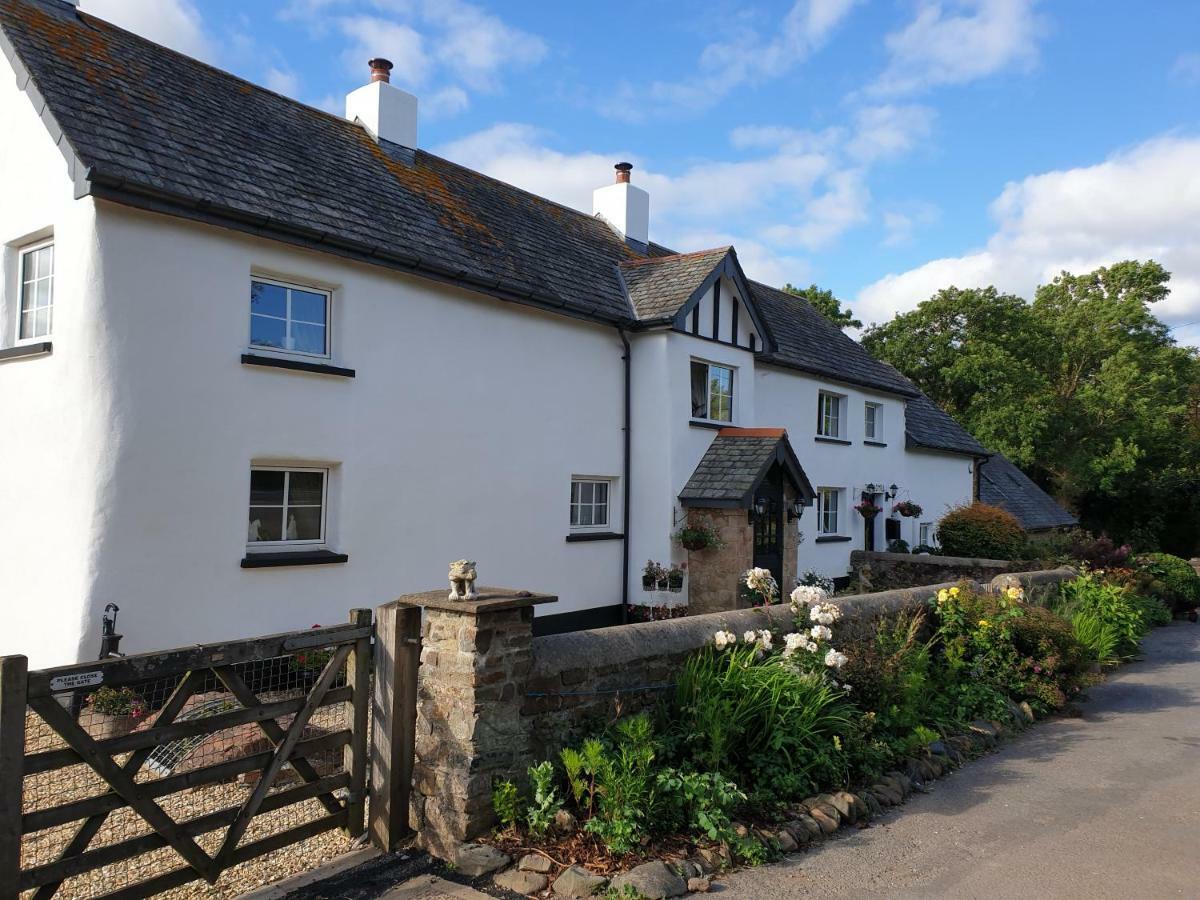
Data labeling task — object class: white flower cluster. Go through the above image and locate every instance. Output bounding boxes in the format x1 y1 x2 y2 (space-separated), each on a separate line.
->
782 632 819 657
713 629 737 650
809 601 842 626
744 567 779 602
789 584 830 610
824 649 848 669
712 628 774 652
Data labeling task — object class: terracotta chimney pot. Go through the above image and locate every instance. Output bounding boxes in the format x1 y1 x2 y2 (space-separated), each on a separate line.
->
614 162 633 184
368 58 394 83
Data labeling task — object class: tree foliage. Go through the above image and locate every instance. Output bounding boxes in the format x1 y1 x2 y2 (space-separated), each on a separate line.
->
784 283 862 330
861 261 1200 555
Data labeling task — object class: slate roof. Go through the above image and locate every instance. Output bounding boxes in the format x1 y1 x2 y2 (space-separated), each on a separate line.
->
619 247 733 322
904 394 991 457
979 455 1077 532
680 429 815 508
0 0 935 400
749 282 920 397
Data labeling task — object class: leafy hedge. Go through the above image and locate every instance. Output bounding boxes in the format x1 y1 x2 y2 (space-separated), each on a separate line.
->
936 503 1026 559
1135 553 1200 614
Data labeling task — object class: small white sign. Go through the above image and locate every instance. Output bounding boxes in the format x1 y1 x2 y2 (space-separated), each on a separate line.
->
49 671 104 692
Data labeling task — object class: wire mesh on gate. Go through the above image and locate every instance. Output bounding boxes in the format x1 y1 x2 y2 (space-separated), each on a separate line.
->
19 632 372 900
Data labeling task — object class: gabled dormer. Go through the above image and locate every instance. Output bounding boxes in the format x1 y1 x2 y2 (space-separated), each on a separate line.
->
618 246 772 353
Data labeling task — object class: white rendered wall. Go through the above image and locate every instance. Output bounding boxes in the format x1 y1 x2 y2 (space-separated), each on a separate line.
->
0 57 112 667
756 366 975 583
20 200 626 663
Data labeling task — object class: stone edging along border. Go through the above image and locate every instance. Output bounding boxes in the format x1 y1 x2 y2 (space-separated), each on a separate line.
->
464 706 1035 898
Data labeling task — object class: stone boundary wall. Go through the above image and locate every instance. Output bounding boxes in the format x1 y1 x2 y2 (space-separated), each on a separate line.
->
850 550 1058 594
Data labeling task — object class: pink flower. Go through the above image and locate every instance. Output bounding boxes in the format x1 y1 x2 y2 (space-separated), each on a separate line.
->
1033 665 1042 674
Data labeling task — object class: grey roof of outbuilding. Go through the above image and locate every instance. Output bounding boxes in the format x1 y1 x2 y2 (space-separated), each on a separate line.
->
620 247 734 322
0 0 927 400
979 455 1077 531
679 429 815 508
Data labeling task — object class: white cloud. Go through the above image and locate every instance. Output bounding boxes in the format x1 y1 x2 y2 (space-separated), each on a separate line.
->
1172 52 1200 85
80 0 213 60
264 66 300 98
846 104 935 163
856 136 1200 341
605 0 862 119
869 0 1043 97
287 0 544 118
881 203 940 247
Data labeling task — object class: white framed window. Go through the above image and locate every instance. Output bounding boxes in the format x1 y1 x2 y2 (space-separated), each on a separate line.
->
817 391 844 438
570 478 612 530
247 466 328 547
690 360 734 422
817 487 842 535
919 522 933 546
250 277 331 358
864 402 882 440
17 240 54 342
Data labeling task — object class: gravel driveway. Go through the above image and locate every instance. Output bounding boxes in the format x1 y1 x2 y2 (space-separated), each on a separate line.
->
717 621 1200 899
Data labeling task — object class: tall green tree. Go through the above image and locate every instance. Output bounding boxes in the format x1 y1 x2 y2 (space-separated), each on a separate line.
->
861 261 1200 553
783 283 862 330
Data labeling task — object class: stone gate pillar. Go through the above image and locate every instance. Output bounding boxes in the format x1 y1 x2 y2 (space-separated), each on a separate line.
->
400 587 555 859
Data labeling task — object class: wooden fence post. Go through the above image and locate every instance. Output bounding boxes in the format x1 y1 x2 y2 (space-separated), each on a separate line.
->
0 655 29 899
344 609 373 838
368 602 420 852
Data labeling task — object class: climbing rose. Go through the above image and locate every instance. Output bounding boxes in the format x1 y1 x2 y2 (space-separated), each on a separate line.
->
810 624 832 641
824 649 848 669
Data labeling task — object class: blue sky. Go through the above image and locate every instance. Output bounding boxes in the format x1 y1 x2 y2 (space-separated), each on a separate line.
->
80 1 1200 342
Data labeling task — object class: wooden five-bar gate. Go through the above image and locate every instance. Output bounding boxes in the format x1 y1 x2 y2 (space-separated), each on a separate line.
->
0 610 373 899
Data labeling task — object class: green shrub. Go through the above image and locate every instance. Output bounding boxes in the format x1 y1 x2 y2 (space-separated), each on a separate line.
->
673 643 853 804
584 714 662 855
526 761 561 836
492 778 520 831
1053 572 1149 659
936 503 1026 560
1070 611 1121 666
1136 553 1200 614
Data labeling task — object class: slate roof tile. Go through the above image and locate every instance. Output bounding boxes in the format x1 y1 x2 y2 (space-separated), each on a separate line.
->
680 430 814 506
620 247 732 322
979 454 1077 531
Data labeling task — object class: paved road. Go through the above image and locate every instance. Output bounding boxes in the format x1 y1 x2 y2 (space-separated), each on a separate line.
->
718 622 1200 899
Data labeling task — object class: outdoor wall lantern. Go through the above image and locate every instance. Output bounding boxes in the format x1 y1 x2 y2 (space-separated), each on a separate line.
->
749 496 770 524
885 483 899 501
788 499 806 522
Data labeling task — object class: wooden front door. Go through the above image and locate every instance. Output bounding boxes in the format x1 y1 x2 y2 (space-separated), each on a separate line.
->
753 465 785 588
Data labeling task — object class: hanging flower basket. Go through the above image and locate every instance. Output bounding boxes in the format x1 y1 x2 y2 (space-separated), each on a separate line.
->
854 500 883 518
675 524 723 552
893 500 923 518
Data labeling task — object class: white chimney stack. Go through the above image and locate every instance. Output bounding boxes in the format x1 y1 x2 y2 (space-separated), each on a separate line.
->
345 58 418 149
593 162 649 245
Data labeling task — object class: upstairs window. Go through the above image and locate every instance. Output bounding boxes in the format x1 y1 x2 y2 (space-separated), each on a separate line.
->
18 241 54 341
817 391 843 438
864 402 882 440
817 487 842 535
248 467 327 546
250 278 330 358
691 360 733 422
570 478 611 530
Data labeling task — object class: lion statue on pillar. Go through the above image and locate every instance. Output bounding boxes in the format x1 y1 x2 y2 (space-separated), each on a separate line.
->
448 559 479 601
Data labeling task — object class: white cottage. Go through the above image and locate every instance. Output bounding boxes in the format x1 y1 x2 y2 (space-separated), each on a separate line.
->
0 0 1003 665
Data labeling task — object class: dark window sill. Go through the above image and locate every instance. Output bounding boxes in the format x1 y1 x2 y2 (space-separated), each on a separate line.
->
690 419 730 431
864 440 888 447
0 342 52 363
565 531 625 543
814 435 852 446
242 353 355 378
815 535 852 543
241 550 349 568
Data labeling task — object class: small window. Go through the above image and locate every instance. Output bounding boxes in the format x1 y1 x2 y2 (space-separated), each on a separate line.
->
864 402 882 440
691 360 734 422
570 478 611 530
817 488 842 535
18 241 54 341
250 278 330 357
919 522 933 546
247 467 327 546
817 391 843 438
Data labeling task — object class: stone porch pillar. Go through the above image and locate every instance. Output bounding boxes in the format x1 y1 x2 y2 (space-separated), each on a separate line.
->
400 587 555 859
